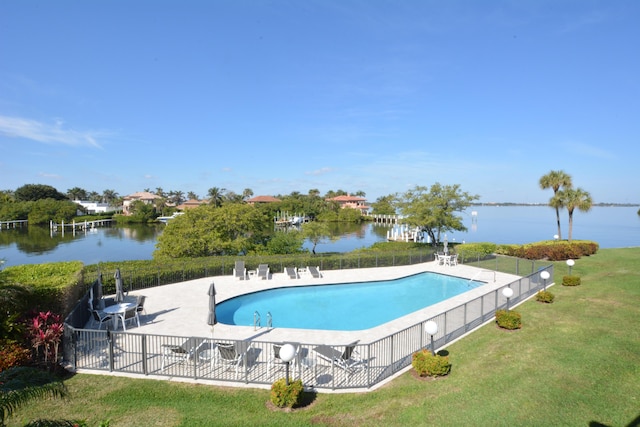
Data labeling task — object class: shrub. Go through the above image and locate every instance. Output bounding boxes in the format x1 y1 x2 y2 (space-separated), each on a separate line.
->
496 240 598 261
456 242 497 263
536 290 555 303
495 309 522 330
270 378 304 409
562 275 581 286
0 341 32 372
411 349 452 377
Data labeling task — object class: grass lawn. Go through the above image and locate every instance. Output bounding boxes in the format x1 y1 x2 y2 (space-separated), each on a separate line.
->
6 248 640 426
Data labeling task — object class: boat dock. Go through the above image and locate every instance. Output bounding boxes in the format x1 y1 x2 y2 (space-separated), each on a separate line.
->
50 219 114 236
0 220 28 230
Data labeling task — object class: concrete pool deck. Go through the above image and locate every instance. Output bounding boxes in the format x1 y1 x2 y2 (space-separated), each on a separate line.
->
105 261 521 347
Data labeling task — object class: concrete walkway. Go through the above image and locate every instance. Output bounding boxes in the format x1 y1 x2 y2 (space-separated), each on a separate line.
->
100 261 520 347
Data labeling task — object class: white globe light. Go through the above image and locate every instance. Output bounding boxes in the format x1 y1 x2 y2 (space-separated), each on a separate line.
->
540 271 550 280
502 287 514 298
280 343 296 363
566 259 575 267
425 320 438 335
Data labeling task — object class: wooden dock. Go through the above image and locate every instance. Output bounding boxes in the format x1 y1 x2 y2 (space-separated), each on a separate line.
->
0 219 28 230
50 219 114 236
368 214 403 224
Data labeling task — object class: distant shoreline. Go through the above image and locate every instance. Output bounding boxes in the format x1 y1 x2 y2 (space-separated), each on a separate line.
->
472 202 639 207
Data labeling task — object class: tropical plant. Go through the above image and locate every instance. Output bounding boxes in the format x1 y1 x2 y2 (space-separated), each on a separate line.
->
539 170 573 240
28 312 64 368
0 366 67 426
207 187 226 208
555 187 593 242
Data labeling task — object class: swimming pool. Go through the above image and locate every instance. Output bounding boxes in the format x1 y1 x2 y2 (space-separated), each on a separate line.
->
216 272 483 331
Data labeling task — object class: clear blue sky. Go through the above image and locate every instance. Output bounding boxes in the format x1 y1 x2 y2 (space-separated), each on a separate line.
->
1 1 639 204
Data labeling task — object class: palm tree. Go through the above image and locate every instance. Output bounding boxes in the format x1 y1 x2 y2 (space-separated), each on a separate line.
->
557 187 593 242
539 170 573 240
187 191 199 201
207 187 226 208
242 188 254 200
101 189 119 204
0 367 67 426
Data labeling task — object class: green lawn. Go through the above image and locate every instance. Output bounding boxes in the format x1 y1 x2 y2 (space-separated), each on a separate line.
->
7 248 640 427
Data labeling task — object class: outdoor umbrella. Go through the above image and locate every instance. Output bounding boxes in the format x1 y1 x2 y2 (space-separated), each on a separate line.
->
443 234 449 255
207 282 217 360
115 268 125 303
92 274 103 309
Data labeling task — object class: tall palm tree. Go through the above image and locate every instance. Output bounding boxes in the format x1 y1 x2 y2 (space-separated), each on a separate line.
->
539 170 573 240
207 187 226 207
557 187 593 242
101 189 119 204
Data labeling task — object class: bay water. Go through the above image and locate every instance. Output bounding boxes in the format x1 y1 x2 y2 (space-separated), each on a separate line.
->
1 206 637 268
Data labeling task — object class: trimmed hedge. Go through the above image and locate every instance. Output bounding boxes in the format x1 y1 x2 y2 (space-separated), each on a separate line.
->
495 240 598 261
411 349 452 377
562 275 581 286
270 378 304 408
2 262 84 315
495 309 522 330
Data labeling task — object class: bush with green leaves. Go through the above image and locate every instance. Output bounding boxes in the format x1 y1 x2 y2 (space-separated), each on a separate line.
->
496 240 598 261
495 309 522 330
270 378 304 409
456 242 497 263
0 341 32 372
562 275 581 286
535 290 555 303
411 349 452 377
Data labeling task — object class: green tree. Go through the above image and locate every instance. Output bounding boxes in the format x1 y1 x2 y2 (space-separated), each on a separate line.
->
555 187 593 242
207 187 226 207
395 183 479 244
126 200 158 223
187 191 199 200
370 195 396 215
260 230 305 255
66 187 87 201
0 367 67 426
539 170 573 240
242 188 254 200
154 203 271 258
101 189 119 204
301 221 331 254
14 184 67 202
28 200 77 225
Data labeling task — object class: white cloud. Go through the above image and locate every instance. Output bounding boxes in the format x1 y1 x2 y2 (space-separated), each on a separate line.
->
38 172 61 179
305 167 334 176
0 115 104 148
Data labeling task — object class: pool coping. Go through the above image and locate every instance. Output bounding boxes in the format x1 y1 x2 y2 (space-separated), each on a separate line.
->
104 261 521 347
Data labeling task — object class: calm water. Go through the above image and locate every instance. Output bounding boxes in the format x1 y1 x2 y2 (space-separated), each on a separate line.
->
1 206 638 268
216 272 482 331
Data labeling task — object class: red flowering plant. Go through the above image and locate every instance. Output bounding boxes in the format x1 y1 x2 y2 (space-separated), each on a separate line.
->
28 311 64 368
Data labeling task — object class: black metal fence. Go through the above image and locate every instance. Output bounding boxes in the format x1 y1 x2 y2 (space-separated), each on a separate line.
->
63 258 554 391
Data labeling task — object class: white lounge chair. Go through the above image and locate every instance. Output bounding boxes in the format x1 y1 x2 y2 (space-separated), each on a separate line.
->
313 341 366 375
233 260 248 280
257 264 270 280
307 266 322 278
161 337 206 371
285 267 298 279
215 341 252 378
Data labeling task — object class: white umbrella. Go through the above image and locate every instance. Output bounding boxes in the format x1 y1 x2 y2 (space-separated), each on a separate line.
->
443 234 449 255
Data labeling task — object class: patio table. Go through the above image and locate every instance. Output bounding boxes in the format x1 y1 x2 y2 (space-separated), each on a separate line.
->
103 302 135 331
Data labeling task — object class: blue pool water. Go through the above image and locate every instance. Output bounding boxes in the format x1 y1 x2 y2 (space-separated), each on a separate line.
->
216 272 482 331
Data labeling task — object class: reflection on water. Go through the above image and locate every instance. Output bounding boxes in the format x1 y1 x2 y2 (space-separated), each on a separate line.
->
1 206 638 267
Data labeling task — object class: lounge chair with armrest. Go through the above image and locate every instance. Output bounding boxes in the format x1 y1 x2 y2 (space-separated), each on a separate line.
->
312 341 366 375
307 265 322 278
161 337 206 372
233 260 248 280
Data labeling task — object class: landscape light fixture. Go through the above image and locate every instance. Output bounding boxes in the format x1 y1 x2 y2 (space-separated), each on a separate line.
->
425 320 439 356
502 287 514 311
280 343 296 386
540 270 550 290
566 259 575 275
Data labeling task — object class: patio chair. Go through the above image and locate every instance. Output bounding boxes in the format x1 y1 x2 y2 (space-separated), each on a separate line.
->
122 305 140 330
135 295 146 315
285 267 298 279
257 264 270 280
448 254 458 266
307 265 322 278
215 342 248 378
267 343 300 376
161 337 206 372
233 260 248 280
90 309 113 330
313 341 366 375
